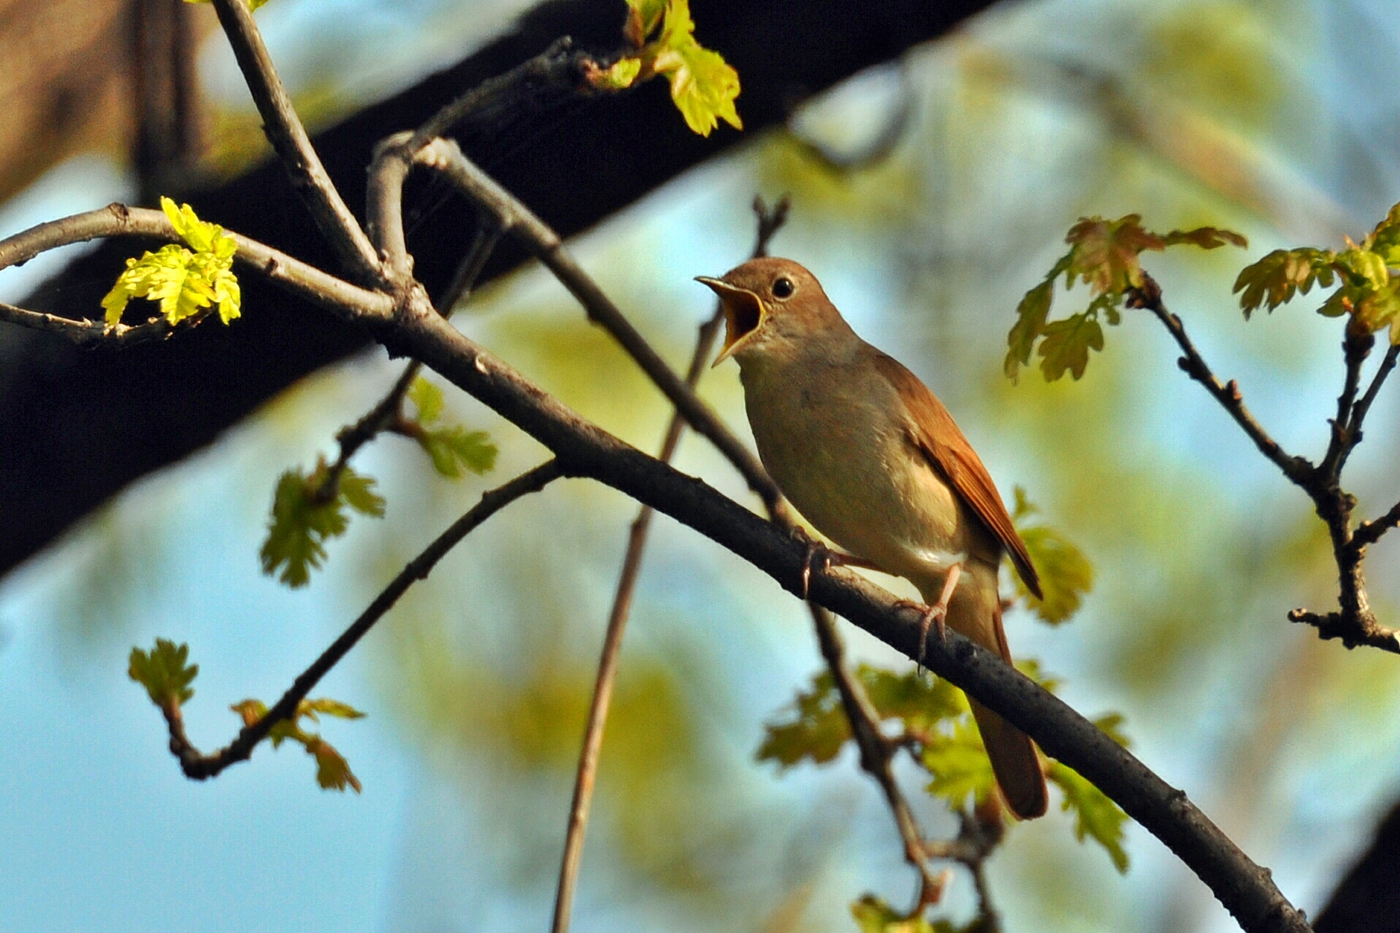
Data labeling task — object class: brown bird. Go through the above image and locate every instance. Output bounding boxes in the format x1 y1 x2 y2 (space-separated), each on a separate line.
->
697 257 1048 820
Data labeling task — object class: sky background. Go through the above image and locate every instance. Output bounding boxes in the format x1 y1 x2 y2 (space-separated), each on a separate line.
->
6 1 1400 931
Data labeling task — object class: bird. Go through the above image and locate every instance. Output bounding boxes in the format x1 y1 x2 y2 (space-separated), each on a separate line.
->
697 257 1048 820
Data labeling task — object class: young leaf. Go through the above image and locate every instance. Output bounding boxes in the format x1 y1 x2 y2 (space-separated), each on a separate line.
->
407 376 445 425
420 426 498 478
1017 525 1094 624
1232 247 1335 317
757 671 852 768
1037 312 1104 381
1005 278 1053 381
623 0 668 43
1064 214 1164 296
857 665 966 732
309 738 363 793
651 0 742 136
260 458 384 587
102 198 240 327
129 639 198 707
851 895 955 933
1048 761 1130 872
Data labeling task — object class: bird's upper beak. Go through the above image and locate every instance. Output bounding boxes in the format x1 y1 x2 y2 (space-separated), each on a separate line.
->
695 276 765 367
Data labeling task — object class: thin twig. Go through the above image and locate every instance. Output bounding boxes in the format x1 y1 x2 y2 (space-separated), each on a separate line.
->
1320 329 1374 480
411 136 784 511
550 196 790 933
163 460 562 779
1128 275 1313 486
0 301 182 348
1343 341 1400 472
808 602 949 915
208 0 382 283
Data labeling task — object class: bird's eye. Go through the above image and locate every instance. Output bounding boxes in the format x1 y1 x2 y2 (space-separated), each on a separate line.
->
772 276 795 299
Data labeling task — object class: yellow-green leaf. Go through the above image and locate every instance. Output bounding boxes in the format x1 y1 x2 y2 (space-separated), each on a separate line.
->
129 639 198 707
1048 761 1131 872
260 459 384 587
651 0 741 136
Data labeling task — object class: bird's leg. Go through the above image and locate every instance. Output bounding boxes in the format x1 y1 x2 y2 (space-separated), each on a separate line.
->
790 525 880 599
901 563 962 672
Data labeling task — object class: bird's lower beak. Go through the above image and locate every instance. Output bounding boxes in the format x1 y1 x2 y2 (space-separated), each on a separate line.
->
695 276 764 367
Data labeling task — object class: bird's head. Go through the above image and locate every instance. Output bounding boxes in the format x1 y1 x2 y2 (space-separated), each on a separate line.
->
696 257 838 367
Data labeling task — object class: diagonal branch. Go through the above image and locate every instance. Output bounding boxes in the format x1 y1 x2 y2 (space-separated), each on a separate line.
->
208 0 383 283
163 459 562 780
1128 275 1312 487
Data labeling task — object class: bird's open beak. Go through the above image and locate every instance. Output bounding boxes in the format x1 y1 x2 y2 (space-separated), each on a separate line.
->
696 276 765 367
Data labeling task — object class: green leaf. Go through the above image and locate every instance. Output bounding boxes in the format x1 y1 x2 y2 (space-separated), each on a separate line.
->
260 458 384 587
102 198 240 326
1232 247 1335 317
1005 278 1053 382
1037 312 1104 381
302 698 367 720
857 666 966 732
407 376 445 425
1048 761 1130 872
651 0 742 136
921 718 997 810
757 671 851 768
1368 202 1400 265
419 426 498 478
1016 525 1094 624
593 56 643 90
128 639 198 707
1092 712 1132 749
1335 248 1390 290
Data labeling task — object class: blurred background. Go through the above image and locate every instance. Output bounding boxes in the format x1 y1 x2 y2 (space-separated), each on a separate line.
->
2 0 1400 931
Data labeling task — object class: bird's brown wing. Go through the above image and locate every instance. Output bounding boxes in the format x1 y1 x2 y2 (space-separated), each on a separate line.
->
873 352 1042 599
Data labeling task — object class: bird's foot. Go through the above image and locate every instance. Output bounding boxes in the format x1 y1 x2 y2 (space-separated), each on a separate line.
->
901 564 963 673
789 526 879 600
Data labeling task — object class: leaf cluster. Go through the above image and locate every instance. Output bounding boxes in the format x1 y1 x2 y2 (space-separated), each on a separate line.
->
1234 203 1400 343
1005 215 1246 381
758 663 1131 871
591 0 742 137
260 457 385 587
128 638 199 709
231 697 366 792
102 197 241 328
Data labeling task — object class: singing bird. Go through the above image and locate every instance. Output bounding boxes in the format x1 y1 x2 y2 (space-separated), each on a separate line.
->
697 257 1048 820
